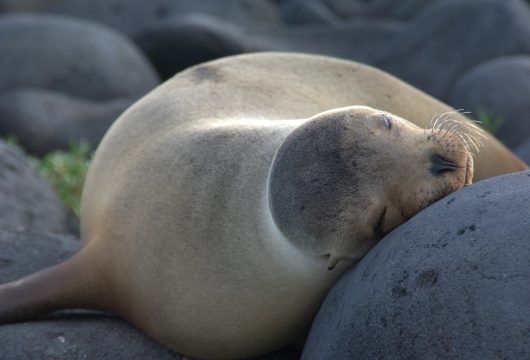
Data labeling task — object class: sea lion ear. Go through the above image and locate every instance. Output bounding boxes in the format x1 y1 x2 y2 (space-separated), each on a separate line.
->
327 255 341 271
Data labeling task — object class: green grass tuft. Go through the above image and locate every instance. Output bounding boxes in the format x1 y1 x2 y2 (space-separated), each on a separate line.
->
31 141 92 218
2 136 92 218
476 110 504 135
4 134 21 147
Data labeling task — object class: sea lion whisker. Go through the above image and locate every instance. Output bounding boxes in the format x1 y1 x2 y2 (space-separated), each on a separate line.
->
430 112 446 129
469 125 487 140
432 111 451 131
461 118 487 136
436 116 485 154
440 117 461 136
436 112 449 129
459 131 481 153
439 112 462 134
461 125 487 148
429 114 436 129
452 121 471 137
454 108 469 115
456 133 473 154
452 130 468 146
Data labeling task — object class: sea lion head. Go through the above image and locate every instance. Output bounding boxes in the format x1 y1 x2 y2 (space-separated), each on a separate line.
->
268 106 478 269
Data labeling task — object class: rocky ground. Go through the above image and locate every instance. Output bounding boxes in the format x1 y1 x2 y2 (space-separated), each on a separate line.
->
0 0 529 359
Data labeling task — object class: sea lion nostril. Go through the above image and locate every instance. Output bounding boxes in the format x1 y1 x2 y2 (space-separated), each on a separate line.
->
430 153 457 175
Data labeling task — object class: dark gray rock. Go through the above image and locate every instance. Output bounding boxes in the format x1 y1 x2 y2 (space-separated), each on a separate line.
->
0 226 182 360
0 226 79 283
0 88 133 156
0 14 159 101
0 316 185 360
303 171 530 360
49 0 280 37
134 15 248 80
254 20 405 65
0 141 73 234
450 56 530 149
324 0 448 20
0 0 60 12
134 14 404 79
0 227 300 359
279 0 340 25
515 138 530 165
375 0 530 101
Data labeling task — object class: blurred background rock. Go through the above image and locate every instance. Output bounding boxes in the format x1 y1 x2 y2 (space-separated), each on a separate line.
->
1 0 530 156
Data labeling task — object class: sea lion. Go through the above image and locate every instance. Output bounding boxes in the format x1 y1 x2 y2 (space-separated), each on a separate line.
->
0 53 526 360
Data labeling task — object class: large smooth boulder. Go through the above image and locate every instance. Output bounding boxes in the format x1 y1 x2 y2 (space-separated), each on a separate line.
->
254 20 405 65
0 141 72 234
135 15 405 80
0 227 79 284
0 14 159 101
134 15 248 80
0 89 133 156
375 0 530 101
450 56 530 149
49 0 280 37
303 171 530 359
323 0 448 20
515 138 530 165
0 0 60 12
279 0 340 25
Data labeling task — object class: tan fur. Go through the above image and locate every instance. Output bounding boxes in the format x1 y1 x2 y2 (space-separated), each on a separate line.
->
0 53 526 360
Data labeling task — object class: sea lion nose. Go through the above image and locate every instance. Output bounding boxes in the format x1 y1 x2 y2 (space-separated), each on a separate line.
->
430 153 457 175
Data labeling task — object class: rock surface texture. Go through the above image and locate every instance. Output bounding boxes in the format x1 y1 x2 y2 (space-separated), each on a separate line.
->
0 89 133 156
49 0 280 36
376 0 530 101
0 141 72 234
0 14 159 101
0 89 135 156
0 14 157 153
516 138 530 165
323 0 447 20
303 170 530 360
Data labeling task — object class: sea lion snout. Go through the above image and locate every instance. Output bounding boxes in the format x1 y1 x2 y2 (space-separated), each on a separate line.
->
430 153 458 176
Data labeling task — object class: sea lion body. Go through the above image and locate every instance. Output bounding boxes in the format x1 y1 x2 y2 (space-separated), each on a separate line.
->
0 53 527 359
83 117 341 357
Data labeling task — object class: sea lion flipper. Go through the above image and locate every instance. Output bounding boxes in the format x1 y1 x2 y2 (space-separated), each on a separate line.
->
0 247 108 324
